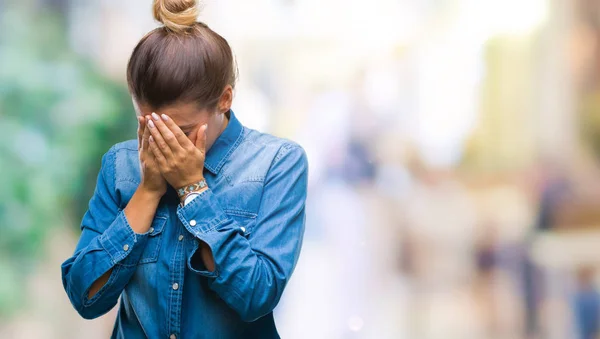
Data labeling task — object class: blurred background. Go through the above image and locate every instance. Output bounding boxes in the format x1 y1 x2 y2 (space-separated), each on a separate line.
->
3 0 600 338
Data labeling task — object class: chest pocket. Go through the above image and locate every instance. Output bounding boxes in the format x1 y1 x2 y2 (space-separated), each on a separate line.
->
138 214 168 264
224 210 257 236
217 180 261 234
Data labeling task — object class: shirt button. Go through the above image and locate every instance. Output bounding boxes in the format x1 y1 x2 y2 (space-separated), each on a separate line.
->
170 335 176 339
149 227 154 233
189 220 197 227
123 244 129 251
172 283 179 290
240 227 246 233
178 235 184 241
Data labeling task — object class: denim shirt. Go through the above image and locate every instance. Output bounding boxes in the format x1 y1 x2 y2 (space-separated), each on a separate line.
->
61 111 308 339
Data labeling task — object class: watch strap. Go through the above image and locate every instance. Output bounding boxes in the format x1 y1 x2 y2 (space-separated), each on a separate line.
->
177 178 208 199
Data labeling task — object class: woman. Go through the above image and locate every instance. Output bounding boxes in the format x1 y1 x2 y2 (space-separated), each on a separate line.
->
61 0 308 338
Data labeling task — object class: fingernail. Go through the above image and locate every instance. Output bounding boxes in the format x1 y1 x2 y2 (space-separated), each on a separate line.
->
149 136 154 143
151 112 160 121
203 124 208 130
161 114 169 121
148 120 155 128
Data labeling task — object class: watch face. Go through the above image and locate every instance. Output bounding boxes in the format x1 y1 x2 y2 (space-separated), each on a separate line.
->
183 193 200 206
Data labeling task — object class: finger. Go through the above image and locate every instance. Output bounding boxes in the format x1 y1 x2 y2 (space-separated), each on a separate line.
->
160 113 194 149
148 135 169 170
137 116 145 149
189 128 198 146
147 115 174 160
150 112 183 153
152 113 181 153
195 124 208 151
142 116 151 152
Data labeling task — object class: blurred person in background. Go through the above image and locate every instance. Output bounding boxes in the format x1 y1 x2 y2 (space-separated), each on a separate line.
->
60 0 308 338
473 224 500 337
524 160 569 338
573 267 600 339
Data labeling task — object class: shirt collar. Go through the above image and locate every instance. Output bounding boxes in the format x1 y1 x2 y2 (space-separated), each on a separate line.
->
204 110 244 175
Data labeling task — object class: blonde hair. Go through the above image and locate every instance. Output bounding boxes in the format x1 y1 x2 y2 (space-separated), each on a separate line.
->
153 0 199 33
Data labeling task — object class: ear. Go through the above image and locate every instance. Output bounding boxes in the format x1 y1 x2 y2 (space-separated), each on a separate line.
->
217 85 233 114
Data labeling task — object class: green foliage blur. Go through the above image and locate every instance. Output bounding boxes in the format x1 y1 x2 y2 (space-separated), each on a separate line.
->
0 3 135 317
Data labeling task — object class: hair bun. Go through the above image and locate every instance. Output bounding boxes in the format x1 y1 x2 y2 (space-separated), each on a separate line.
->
153 0 199 33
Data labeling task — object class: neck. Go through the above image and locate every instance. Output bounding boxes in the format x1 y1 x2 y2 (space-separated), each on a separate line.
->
220 110 230 135
206 111 230 151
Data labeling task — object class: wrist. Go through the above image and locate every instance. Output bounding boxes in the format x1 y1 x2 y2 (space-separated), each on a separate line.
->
179 187 208 205
136 185 164 202
125 185 163 234
176 178 207 200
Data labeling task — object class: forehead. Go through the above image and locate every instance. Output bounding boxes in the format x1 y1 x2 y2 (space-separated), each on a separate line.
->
136 101 206 128
161 105 202 128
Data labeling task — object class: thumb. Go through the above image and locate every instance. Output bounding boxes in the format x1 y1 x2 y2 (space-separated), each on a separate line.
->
195 124 208 151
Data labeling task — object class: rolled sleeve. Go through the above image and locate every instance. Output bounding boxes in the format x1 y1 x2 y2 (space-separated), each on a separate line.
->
177 188 233 235
61 145 152 320
99 210 149 266
178 189 244 278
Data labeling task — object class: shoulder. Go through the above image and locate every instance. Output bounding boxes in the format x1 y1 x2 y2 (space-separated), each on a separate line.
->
107 139 139 154
101 139 138 169
229 128 307 184
99 139 140 182
240 127 307 166
102 139 139 161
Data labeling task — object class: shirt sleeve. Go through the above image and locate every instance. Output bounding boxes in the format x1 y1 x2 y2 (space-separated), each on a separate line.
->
178 143 308 322
61 146 151 319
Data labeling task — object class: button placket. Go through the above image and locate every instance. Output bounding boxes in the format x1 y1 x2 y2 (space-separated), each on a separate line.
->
168 222 186 336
